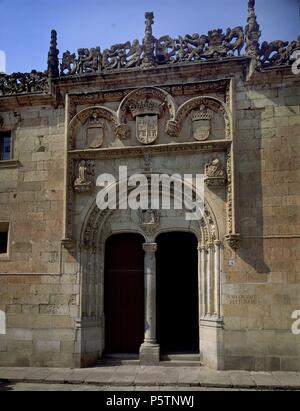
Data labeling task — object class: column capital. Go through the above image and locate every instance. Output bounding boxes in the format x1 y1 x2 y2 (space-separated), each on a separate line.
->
143 243 158 253
214 240 222 247
206 242 214 250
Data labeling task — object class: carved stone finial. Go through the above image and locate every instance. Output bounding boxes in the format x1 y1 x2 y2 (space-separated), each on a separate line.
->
142 12 155 68
47 30 59 78
245 0 261 60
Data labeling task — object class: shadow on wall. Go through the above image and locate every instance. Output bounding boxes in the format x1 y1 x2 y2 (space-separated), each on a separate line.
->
235 89 273 275
0 380 13 391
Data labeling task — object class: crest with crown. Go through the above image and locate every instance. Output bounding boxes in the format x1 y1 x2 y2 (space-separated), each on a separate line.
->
192 104 213 122
129 99 163 118
88 111 105 128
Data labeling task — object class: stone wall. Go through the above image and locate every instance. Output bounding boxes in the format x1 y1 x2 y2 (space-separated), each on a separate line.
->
222 71 300 370
0 105 79 366
0 60 300 370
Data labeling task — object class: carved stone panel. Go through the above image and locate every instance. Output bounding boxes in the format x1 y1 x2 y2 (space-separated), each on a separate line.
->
191 104 213 141
74 160 95 193
205 158 227 187
85 113 105 149
136 115 158 145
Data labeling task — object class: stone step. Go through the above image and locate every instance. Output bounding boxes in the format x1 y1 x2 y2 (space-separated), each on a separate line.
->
98 354 140 366
98 353 201 367
161 353 201 362
160 353 201 367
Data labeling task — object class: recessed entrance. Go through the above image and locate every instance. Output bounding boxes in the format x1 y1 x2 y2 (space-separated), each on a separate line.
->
104 233 144 354
156 232 199 354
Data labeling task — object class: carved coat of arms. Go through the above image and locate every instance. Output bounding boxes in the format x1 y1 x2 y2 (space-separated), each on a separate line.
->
86 112 105 149
136 115 158 145
129 98 162 145
191 105 213 141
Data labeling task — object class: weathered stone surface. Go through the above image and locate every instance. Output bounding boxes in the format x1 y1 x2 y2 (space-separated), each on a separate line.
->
0 3 299 371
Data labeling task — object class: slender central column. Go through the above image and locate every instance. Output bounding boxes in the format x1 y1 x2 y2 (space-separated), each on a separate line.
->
143 243 157 343
140 242 160 365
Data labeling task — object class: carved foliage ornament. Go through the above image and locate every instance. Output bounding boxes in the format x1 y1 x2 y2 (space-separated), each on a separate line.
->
57 8 299 75
259 37 300 67
60 25 245 76
2 7 300 97
0 71 49 96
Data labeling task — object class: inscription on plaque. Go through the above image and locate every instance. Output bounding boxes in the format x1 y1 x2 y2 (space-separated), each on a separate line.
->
227 295 258 305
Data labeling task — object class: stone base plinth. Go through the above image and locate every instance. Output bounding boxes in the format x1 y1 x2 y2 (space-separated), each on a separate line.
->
139 343 160 365
200 316 224 370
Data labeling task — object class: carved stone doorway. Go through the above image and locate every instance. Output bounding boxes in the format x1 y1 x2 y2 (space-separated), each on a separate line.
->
104 233 145 354
156 232 199 354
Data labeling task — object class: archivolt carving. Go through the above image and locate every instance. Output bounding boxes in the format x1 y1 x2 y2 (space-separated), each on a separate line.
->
80 190 219 251
68 106 119 148
117 87 177 125
68 91 230 148
172 96 231 139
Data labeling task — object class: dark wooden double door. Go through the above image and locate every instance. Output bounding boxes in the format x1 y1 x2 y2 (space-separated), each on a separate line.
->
104 232 199 355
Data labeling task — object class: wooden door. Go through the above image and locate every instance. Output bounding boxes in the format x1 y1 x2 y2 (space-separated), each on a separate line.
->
104 234 144 354
156 232 199 353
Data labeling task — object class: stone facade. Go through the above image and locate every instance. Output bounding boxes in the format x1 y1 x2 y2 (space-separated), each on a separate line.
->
0 2 300 370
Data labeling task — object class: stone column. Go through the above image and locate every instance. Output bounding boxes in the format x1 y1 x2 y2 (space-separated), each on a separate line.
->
214 240 221 318
139 243 160 365
206 243 214 316
198 245 205 317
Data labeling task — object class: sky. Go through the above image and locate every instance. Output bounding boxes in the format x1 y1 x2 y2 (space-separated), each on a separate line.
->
0 0 299 74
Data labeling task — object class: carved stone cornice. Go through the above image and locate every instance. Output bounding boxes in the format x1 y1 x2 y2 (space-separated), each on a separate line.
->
0 160 20 169
68 140 231 161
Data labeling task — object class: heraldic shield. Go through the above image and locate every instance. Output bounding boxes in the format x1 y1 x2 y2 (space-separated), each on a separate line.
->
86 126 104 149
191 107 212 141
136 115 158 145
192 119 211 141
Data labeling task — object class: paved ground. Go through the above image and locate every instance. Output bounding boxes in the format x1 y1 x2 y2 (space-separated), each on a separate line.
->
0 366 300 391
0 382 255 391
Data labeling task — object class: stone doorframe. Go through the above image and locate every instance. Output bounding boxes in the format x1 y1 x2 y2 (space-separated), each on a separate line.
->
75 191 224 369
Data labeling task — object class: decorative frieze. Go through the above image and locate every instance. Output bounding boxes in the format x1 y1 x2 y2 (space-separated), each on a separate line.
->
1 5 299 96
0 71 49 96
